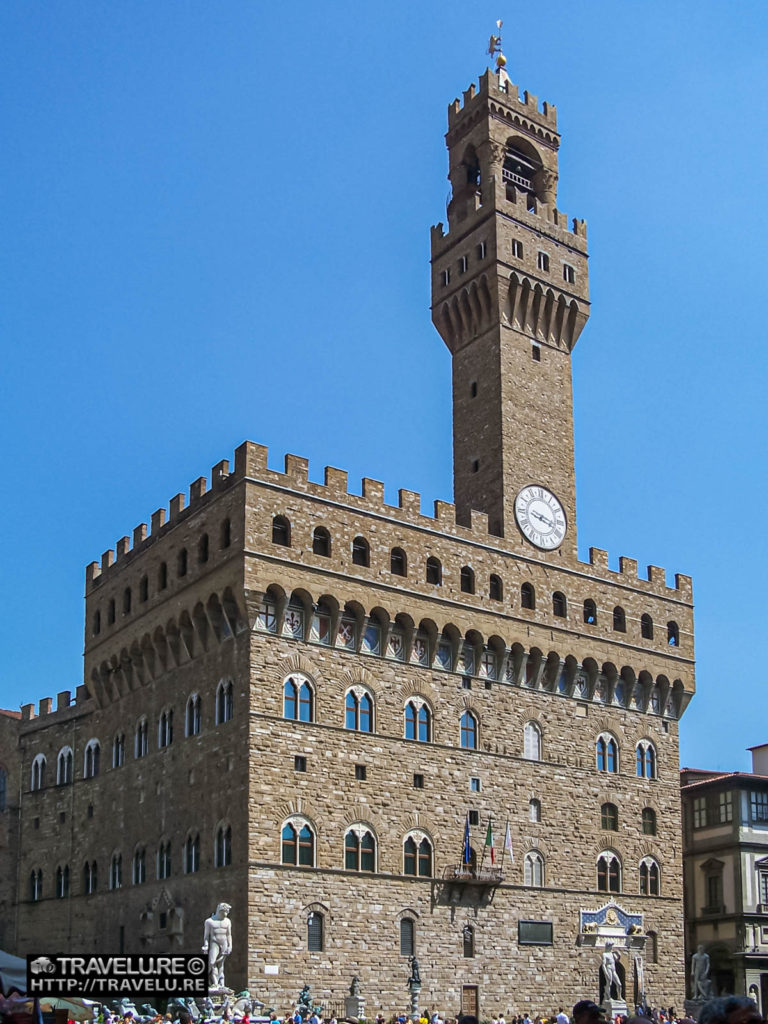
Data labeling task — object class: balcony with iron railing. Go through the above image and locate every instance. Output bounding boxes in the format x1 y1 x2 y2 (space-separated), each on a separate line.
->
502 167 533 191
442 864 503 885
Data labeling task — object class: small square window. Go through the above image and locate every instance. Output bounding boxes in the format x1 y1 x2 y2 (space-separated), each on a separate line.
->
469 810 479 826
470 777 481 792
662 721 669 733
294 756 307 773
532 345 541 362
462 677 472 690
563 264 575 284
413 774 424 789
512 239 523 259
355 764 367 781
537 251 550 272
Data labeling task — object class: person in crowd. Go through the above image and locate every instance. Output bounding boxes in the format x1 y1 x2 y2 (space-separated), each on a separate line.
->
699 997 761 1024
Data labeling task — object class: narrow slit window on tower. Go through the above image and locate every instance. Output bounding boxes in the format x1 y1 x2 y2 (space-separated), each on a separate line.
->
512 239 523 259
458 255 468 275
471 459 480 473
537 251 550 272
532 345 541 361
441 268 450 287
476 241 486 260
563 263 575 284
470 381 478 398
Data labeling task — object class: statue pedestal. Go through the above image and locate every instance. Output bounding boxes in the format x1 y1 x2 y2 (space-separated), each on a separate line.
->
409 984 421 1017
603 1000 628 1019
685 1000 706 1019
345 996 365 1020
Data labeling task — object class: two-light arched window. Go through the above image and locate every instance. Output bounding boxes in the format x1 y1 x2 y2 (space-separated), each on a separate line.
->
284 675 314 722
157 842 172 880
639 856 660 895
596 733 618 773
109 854 122 890
184 833 200 874
83 860 97 895
636 741 657 779
215 824 232 867
404 834 433 876
56 865 70 899
57 747 73 786
84 740 100 779
132 848 146 885
524 851 544 887
112 733 125 768
158 709 173 748
216 679 234 724
135 718 149 759
29 868 43 901
344 828 376 872
404 700 431 742
186 694 202 736
345 689 374 732
31 754 46 791
282 820 315 866
597 851 621 892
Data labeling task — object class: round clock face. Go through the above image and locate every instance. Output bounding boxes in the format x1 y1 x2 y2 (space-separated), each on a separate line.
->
514 485 567 550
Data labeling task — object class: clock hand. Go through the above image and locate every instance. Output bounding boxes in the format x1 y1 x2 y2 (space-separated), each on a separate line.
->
531 510 554 527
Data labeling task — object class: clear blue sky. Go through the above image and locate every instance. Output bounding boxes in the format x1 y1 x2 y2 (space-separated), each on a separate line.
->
1 1 766 772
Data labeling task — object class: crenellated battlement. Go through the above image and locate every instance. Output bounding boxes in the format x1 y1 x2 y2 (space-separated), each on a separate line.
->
20 684 93 728
86 440 691 603
448 69 558 134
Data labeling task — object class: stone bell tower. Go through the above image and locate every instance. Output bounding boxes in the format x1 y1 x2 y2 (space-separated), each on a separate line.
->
430 60 590 562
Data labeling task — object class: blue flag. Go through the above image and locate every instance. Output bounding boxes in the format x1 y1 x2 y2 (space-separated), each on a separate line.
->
463 813 471 864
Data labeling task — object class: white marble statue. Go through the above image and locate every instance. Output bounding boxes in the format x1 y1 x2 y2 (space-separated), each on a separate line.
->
601 941 623 1000
202 902 233 990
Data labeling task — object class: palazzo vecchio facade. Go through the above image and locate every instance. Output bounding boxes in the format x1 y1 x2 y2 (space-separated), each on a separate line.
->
1 61 695 1015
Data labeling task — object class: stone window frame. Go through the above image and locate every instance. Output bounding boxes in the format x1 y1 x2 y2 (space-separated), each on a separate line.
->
284 673 315 723
55 864 70 899
523 721 542 761
271 515 291 547
132 846 146 885
157 707 174 749
281 816 316 868
404 697 432 743
529 798 542 822
215 678 234 725
83 860 97 895
345 685 375 733
460 709 478 750
601 802 619 832
29 868 43 902
639 856 660 896
185 693 202 737
524 850 545 887
30 753 46 792
403 829 434 878
307 909 324 952
56 746 74 786
636 740 657 779
112 733 125 768
642 807 657 836
157 840 172 880
184 832 201 874
214 822 233 868
597 850 622 893
135 717 149 759
109 852 122 890
596 732 619 774
83 738 101 779
343 823 377 873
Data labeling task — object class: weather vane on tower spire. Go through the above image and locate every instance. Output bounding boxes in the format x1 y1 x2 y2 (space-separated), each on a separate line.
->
487 20 507 71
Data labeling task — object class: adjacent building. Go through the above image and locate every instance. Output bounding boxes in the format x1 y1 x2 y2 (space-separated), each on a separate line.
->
0 56 695 1015
681 745 768 1014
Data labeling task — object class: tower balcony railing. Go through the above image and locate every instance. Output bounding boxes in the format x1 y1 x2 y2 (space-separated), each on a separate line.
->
502 167 533 191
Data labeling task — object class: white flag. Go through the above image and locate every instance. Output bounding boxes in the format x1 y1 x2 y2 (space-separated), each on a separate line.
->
505 820 514 862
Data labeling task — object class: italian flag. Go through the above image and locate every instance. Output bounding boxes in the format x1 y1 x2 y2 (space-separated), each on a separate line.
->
485 820 495 865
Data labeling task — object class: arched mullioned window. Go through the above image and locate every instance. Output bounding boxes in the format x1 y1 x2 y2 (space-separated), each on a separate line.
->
403 833 433 877
639 856 660 896
344 827 376 872
642 808 657 835
523 721 542 761
215 824 232 867
613 606 626 632
135 718 148 759
57 747 73 786
404 700 431 742
636 741 657 779
186 694 202 736
391 547 407 576
55 865 70 899
641 614 654 639
552 591 567 618
521 582 535 610
216 679 234 724
524 851 544 887
667 621 679 647
312 527 331 557
284 675 314 722
184 833 200 874
584 599 597 625
345 688 374 732
83 860 97 895
597 851 621 893
352 536 370 567
84 740 100 779
601 802 619 831
460 710 477 750
132 848 146 885
282 819 315 866
29 869 43 902
489 574 503 600
426 557 442 585
109 854 122 890
157 841 172 880
272 516 291 546
596 733 618 773
113 733 125 768
460 566 475 594
31 754 46 791
158 708 173 748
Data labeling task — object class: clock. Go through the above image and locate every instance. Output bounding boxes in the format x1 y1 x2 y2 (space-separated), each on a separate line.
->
514 485 567 550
